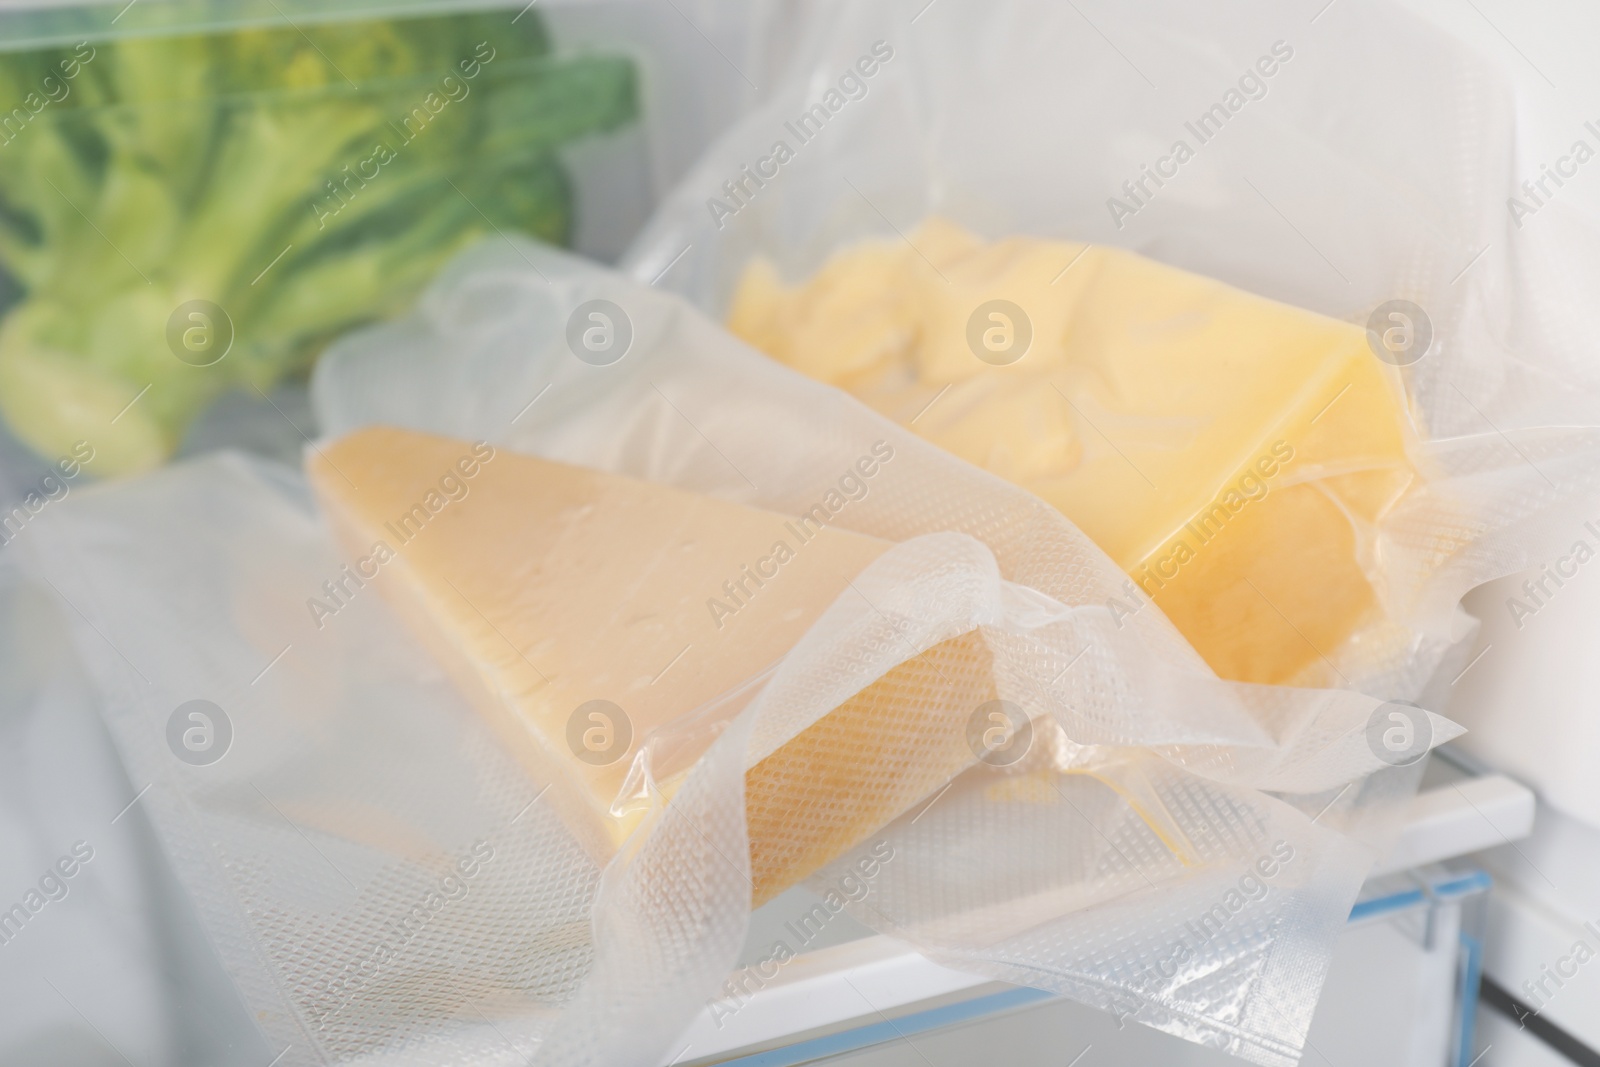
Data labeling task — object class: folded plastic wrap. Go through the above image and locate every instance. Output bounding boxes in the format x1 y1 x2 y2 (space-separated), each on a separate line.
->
18 2 1600 1066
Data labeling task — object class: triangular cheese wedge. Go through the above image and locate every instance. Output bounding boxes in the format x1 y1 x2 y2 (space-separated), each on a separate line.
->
309 426 991 903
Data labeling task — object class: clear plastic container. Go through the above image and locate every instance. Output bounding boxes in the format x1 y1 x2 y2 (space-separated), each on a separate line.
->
0 0 780 483
0 2 640 479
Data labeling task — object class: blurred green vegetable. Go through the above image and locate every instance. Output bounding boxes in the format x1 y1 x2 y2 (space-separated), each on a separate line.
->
0 11 636 476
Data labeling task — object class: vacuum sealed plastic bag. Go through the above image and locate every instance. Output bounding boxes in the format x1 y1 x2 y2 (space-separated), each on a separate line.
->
614 0 1600 1056
25 235 1460 1067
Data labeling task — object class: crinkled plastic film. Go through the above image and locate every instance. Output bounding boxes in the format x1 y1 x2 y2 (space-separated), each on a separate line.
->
20 1 1600 1065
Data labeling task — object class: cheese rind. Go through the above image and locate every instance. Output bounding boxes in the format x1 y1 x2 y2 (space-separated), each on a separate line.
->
728 221 1417 685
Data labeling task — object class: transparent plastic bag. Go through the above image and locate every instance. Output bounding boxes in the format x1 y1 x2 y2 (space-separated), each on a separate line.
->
23 233 1458 1067
614 0 1600 1055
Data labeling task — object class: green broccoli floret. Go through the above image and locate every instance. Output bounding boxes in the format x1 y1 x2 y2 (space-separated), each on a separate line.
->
0 11 636 476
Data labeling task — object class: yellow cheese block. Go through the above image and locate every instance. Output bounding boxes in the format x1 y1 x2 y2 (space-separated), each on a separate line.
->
728 221 1416 686
308 426 994 903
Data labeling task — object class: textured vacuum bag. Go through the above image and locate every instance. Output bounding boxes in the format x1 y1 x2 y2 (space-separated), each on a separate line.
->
325 238 1470 1064
15 231 1456 1067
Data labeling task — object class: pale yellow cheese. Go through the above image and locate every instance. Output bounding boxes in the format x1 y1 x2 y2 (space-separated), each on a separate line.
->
308 426 995 903
728 221 1417 686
